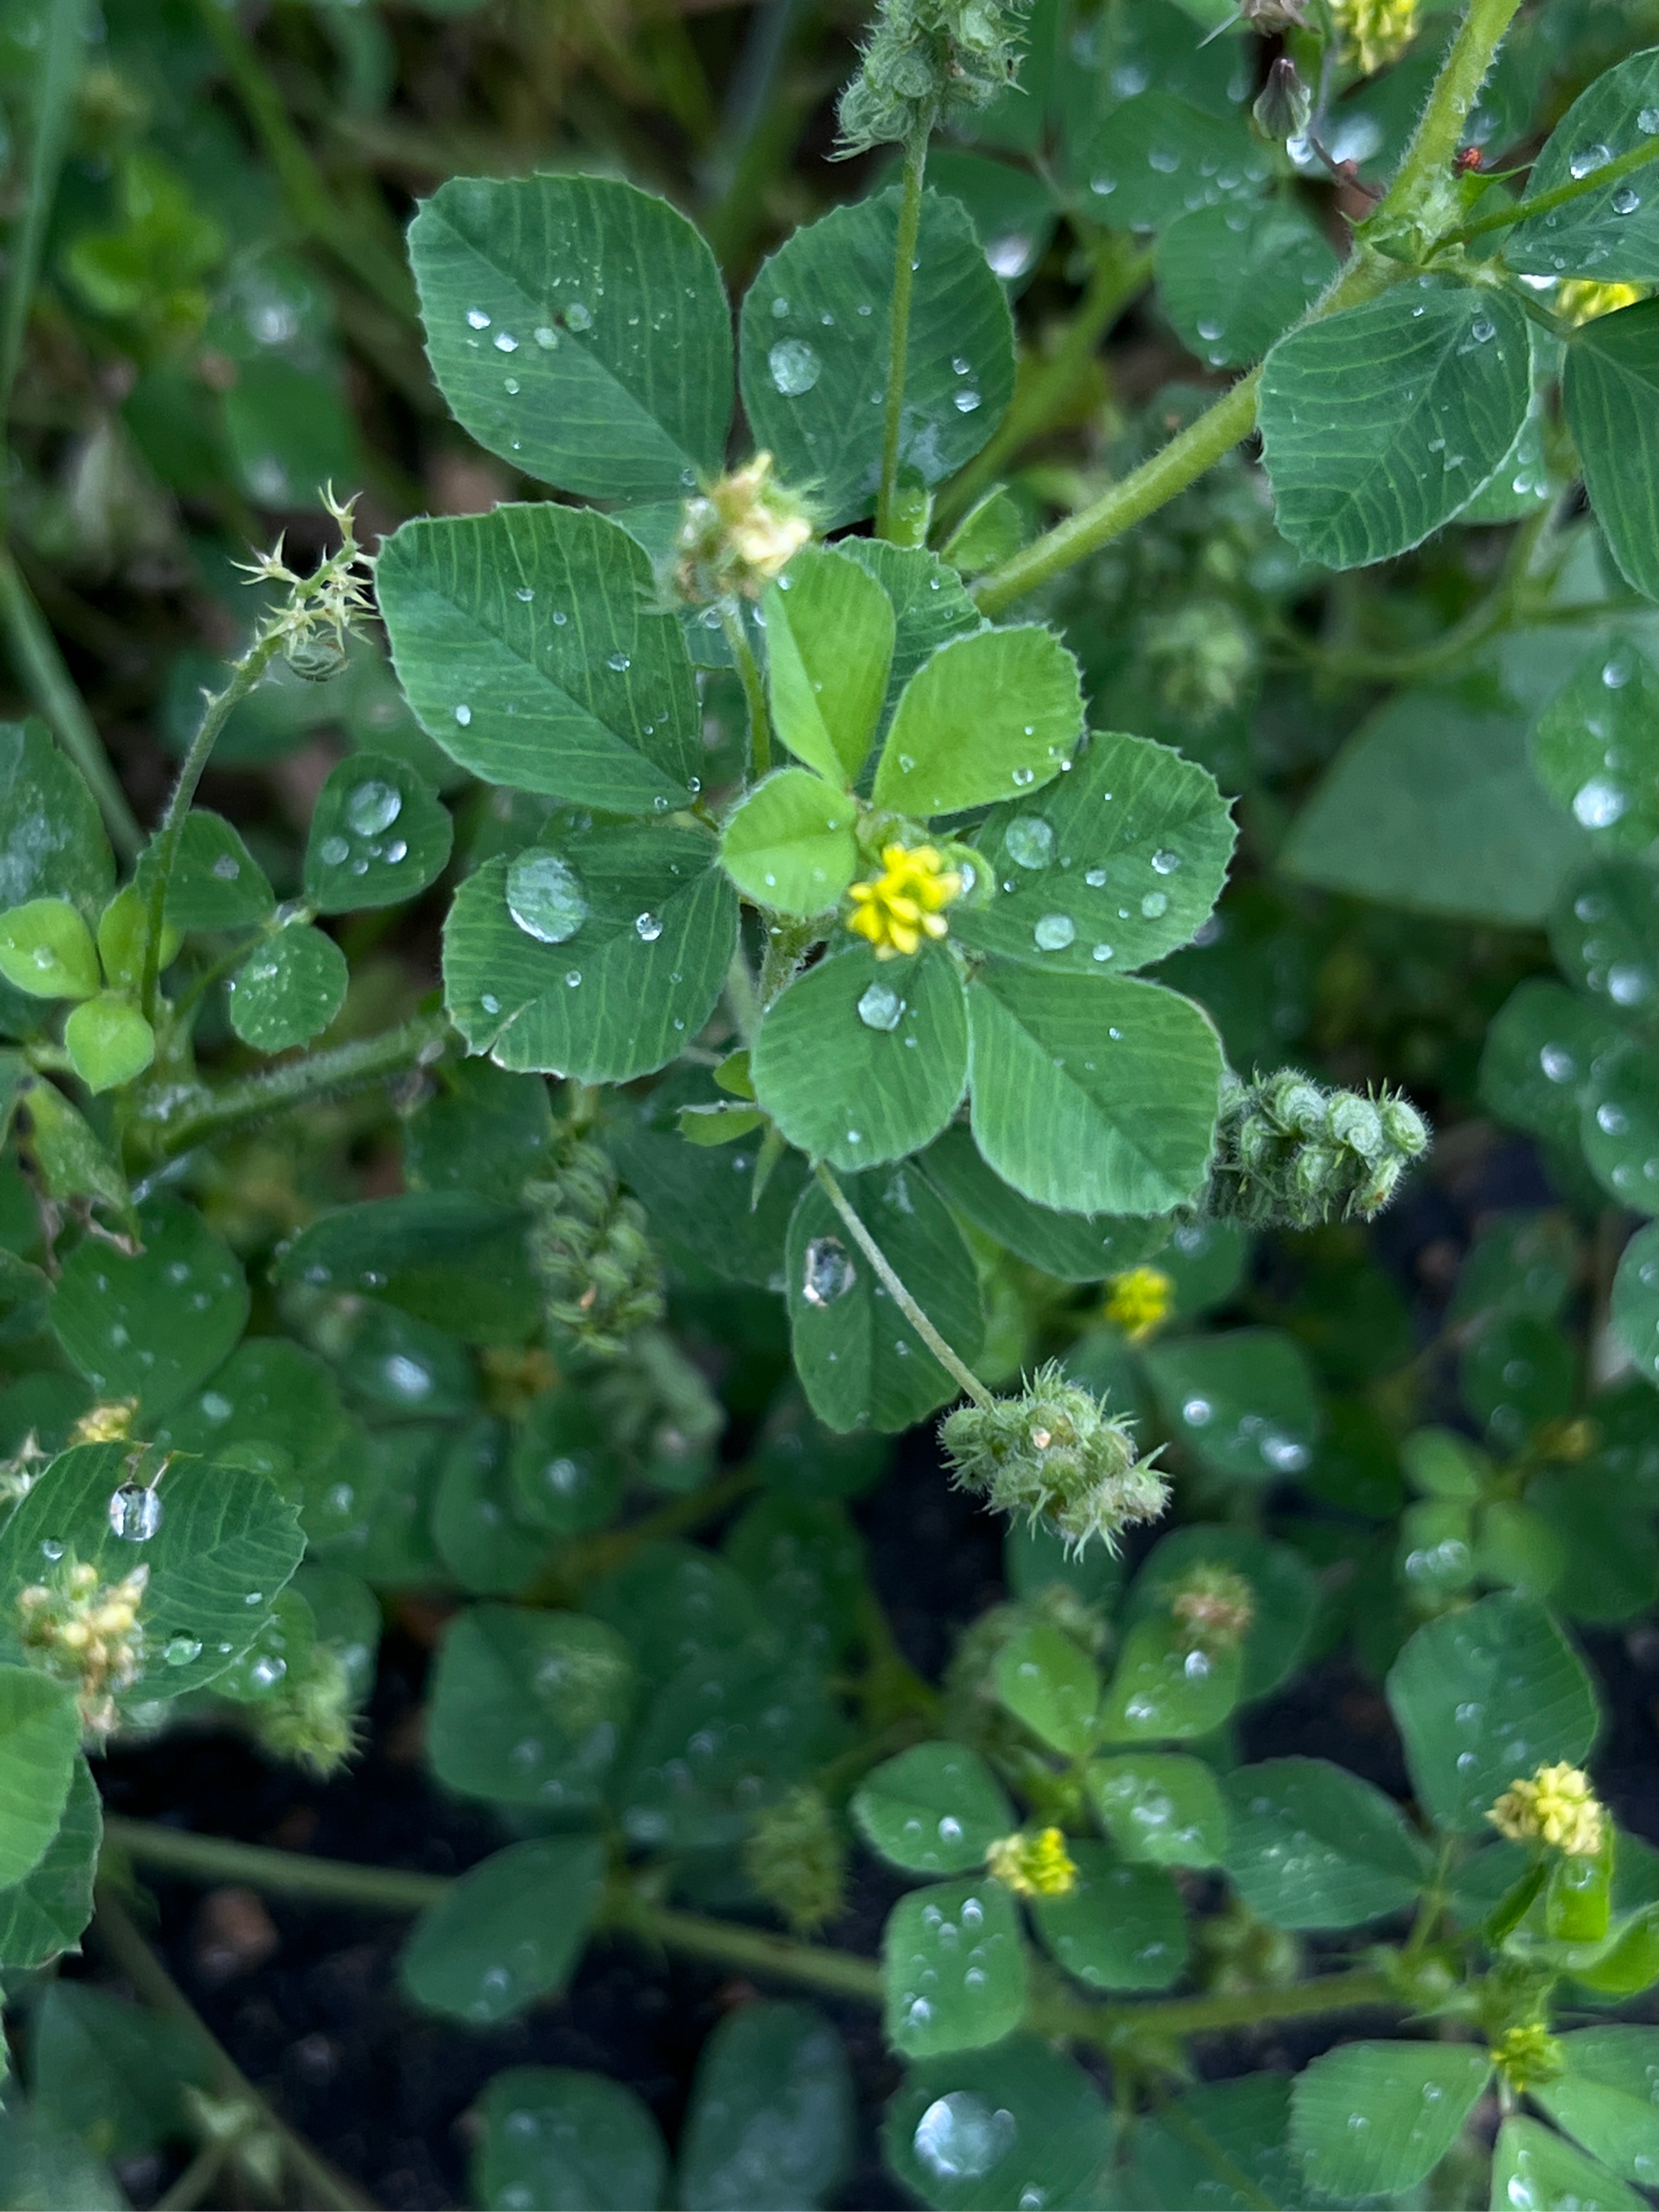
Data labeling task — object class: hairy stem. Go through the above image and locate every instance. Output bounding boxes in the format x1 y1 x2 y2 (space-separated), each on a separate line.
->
813 1159 993 1408
1375 0 1525 226
876 123 931 541
1450 134 1659 246
720 599 771 780
137 1009 449 1159
101 1819 450 1910
91 1885 375 2212
0 551 141 860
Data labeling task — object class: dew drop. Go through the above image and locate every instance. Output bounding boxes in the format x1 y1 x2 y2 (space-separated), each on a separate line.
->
453 703 472 727
109 1484 162 1541
1151 848 1182 875
1004 817 1055 869
164 1634 202 1666
506 849 588 943
1085 866 1109 888
1612 184 1642 216
802 1236 856 1306
465 306 491 329
635 912 664 942
565 302 593 332
857 980 905 1031
912 2094 1016 2183
769 338 822 396
1574 775 1628 828
606 650 631 673
344 780 401 837
953 388 982 413
1141 889 1170 918
1034 913 1076 951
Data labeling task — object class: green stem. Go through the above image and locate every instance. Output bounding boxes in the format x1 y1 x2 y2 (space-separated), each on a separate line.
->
101 1818 450 1910
813 1159 993 1408
1373 0 1525 226
876 122 931 542
934 241 1154 535
136 1010 449 1159
91 1885 376 2212
720 600 771 780
0 0 88 425
0 550 140 859
154 2142 227 2212
1448 134 1659 246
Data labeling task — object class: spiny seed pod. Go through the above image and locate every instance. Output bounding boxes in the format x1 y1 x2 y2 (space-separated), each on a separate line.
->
252 1646 359 1777
1206 1068 1429 1230
837 0 1034 154
940 1362 1170 1556
742 1787 847 1935
523 1134 664 1354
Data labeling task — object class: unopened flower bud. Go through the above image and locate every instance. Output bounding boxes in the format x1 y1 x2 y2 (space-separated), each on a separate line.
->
986 1826 1077 1898
1253 58 1312 143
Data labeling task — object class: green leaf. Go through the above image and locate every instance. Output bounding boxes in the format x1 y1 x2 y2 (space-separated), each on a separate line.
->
1141 1329 1321 1485
719 770 859 916
835 541 983 734
1564 301 1659 603
679 2001 852 2212
966 968 1222 1216
226 922 347 1051
1503 52 1659 285
992 1619 1099 1757
431 1419 548 1595
8 1075 130 1223
722 1493 866 1664
0 1758 99 1971
1120 1525 1319 1701
1488 2116 1646 2212
784 1167 983 1433
923 148 1058 290
151 1337 345 1496
1536 2028 1659 2184
444 825 736 1081
739 189 1013 530
883 1876 1026 2057
1029 1840 1187 1991
588 1539 771 1689
1259 284 1531 568
0 2107 122 2210
62 995 153 1093
872 626 1082 816
150 810 273 931
303 752 453 914
1613 1222 1659 1384
762 547 895 785
619 1643 830 1849
0 720 113 932
51 1196 248 1416
1386 1592 1601 1834
510 1388 622 1534
408 174 732 499
1582 1038 1659 1214
955 731 1234 976
852 1743 1014 1874
401 1835 603 2025
377 505 699 809
1279 690 1586 925
404 1058 556 1203
918 1124 1168 1281
474 2068 668 2212
1097 1616 1243 1743
1462 1310 1576 1452
1073 91 1268 232
1291 2041 1492 2199
0 1671 79 1889
1552 857 1659 1021
0 1442 305 1703
1478 979 1625 1150
1531 641 1659 854
1221 1757 1430 1930
30 1980 205 2158
1156 200 1338 371
1084 1753 1228 1869
752 944 967 1172
0 901 100 1000
609 1071 805 1288
1126 2076 1307 2212
426 1603 634 1809
273 1191 535 1349
882 2032 1116 2212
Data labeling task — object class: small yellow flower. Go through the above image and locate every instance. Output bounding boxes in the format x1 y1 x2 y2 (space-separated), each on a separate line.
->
1556 280 1644 328
1102 1265 1174 1344
1331 0 1418 74
1489 2023 1564 2091
985 1826 1078 1898
847 843 963 960
1487 1762 1607 1858
70 1398 139 1445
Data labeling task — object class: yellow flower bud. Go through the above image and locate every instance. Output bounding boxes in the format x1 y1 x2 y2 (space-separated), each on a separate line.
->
1487 1762 1607 1858
985 1826 1078 1898
1102 1265 1174 1344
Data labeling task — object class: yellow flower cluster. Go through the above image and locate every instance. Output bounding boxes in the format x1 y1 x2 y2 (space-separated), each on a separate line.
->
847 843 963 960
1556 280 1644 328
70 1398 139 1445
1489 2023 1564 2091
1102 1265 1174 1343
1487 1762 1607 1857
985 1826 1078 1898
18 1555 149 1735
1331 0 1419 75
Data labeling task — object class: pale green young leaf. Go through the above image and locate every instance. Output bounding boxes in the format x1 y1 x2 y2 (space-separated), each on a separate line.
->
992 1619 1099 1758
873 626 1082 816
851 1743 1014 1874
474 2069 668 2212
1386 1592 1600 1833
0 901 100 1001
679 2002 853 2212
1564 301 1659 603
1028 1842 1187 1991
835 541 982 734
442 825 737 1082
426 1604 634 1808
0 1758 99 1971
1141 1329 1321 1485
1503 51 1659 285
62 995 153 1094
719 769 859 916
1221 1757 1430 1929
752 943 967 1171
955 730 1234 975
51 1196 248 1416
1155 201 1338 371
409 174 732 498
1488 2116 1645 2212
226 923 348 1051
1084 1753 1228 1869
762 547 894 785
966 969 1222 1217
1535 2028 1659 2184
1291 2042 1492 2198
0 1671 79 1889
883 1876 1026 2057
882 2033 1116 2212
740 190 1014 530
401 1835 604 2024
377 505 700 809
304 753 453 914
1259 284 1531 568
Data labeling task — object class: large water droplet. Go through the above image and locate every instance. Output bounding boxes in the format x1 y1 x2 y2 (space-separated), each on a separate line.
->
109 1484 162 1541
1151 848 1182 875
1611 184 1642 216
344 780 401 837
507 849 588 943
769 339 822 396
635 912 664 942
953 388 982 413
1569 142 1613 178
565 302 593 332
465 306 491 329
1539 1043 1576 1083
163 1634 202 1665
1574 775 1628 828
1004 817 1054 869
1034 913 1076 951
986 233 1033 279
858 980 905 1031
912 2093 1016 2183
1141 890 1170 918
802 1236 856 1306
